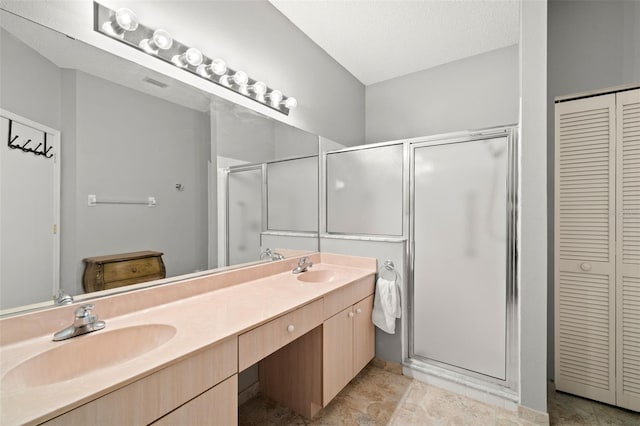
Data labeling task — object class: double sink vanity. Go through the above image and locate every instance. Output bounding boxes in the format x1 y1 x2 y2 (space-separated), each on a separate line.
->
0 253 377 425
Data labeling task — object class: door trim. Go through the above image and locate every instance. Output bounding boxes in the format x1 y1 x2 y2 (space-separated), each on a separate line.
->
0 108 61 299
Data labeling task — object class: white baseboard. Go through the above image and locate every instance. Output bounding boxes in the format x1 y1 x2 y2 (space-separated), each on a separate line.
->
518 405 550 425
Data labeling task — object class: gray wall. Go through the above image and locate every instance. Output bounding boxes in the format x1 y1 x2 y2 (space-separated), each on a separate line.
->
546 0 640 380
62 71 210 295
214 105 318 164
365 45 519 144
0 29 62 306
0 29 61 129
214 104 276 163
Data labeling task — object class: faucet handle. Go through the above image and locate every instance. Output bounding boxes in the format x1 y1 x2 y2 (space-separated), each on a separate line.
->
299 257 308 265
75 304 94 319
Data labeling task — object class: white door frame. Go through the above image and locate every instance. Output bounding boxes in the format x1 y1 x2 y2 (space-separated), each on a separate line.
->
0 108 61 298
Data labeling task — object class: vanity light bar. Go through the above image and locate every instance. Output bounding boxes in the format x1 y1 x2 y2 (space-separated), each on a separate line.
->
93 2 297 115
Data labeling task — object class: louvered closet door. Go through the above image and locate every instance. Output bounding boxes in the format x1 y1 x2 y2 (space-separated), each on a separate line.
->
555 94 616 404
616 88 640 411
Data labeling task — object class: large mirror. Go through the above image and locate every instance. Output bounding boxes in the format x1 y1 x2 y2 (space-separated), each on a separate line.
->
0 10 319 313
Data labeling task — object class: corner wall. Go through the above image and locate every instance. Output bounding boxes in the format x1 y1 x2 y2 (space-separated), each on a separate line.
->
519 0 548 415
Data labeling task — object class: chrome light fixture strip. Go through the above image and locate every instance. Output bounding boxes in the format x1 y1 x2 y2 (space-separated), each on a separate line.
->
94 2 296 115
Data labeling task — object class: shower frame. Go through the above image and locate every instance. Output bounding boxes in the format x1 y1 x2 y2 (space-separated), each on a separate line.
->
406 125 519 392
223 163 266 267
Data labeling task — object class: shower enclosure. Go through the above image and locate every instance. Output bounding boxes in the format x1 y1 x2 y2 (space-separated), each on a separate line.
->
408 128 518 389
226 165 264 266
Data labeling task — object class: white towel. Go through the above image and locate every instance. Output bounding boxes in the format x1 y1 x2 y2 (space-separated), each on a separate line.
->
372 277 401 334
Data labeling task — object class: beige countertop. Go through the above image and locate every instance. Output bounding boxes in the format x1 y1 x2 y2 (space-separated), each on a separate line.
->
0 253 376 425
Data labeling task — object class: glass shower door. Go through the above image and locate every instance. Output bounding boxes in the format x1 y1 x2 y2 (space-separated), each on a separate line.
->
227 166 263 266
411 136 511 381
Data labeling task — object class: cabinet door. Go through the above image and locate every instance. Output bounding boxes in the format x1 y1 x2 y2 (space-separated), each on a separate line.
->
616 88 640 412
555 94 616 404
152 375 237 426
323 306 353 406
353 295 375 376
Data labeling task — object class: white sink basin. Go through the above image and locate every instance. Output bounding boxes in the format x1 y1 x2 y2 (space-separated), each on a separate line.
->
2 324 176 389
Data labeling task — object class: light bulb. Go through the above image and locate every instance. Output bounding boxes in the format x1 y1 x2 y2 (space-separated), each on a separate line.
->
102 8 139 37
284 97 298 109
197 58 228 78
232 70 249 86
184 48 203 66
210 59 227 76
172 48 204 67
140 29 173 54
251 81 267 96
268 90 283 106
219 75 231 87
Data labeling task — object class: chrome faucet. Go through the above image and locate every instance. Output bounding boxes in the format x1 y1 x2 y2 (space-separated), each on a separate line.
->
261 248 285 261
292 257 313 274
53 304 106 341
53 289 74 305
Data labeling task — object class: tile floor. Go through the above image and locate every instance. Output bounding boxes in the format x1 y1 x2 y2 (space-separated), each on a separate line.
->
238 363 640 425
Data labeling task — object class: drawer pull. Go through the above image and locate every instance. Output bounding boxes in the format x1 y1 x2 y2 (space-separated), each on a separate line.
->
348 312 355 318
287 324 295 333
580 263 592 271
356 308 362 314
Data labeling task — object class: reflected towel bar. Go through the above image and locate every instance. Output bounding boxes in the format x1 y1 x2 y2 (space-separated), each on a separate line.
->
88 194 156 207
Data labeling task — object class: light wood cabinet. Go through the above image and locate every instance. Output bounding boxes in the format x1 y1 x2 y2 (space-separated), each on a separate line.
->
152 375 237 426
353 295 376 375
44 337 237 425
323 294 375 406
238 299 323 371
555 87 640 412
257 275 375 418
259 326 323 418
323 305 354 404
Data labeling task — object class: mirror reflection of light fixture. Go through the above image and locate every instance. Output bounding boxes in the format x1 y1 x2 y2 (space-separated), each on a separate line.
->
140 29 173 54
102 8 139 37
94 2 297 114
267 89 283 107
197 58 227 78
172 47 204 68
231 71 249 86
219 75 232 87
250 81 267 96
284 97 298 109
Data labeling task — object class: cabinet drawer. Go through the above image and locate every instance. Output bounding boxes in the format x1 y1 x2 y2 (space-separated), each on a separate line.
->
323 275 375 319
239 299 323 371
44 336 237 425
103 257 164 283
152 375 237 426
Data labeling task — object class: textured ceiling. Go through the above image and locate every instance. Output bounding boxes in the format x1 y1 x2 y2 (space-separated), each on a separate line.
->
270 0 520 86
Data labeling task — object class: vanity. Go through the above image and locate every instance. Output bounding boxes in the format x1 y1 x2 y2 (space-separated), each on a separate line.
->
0 253 376 425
